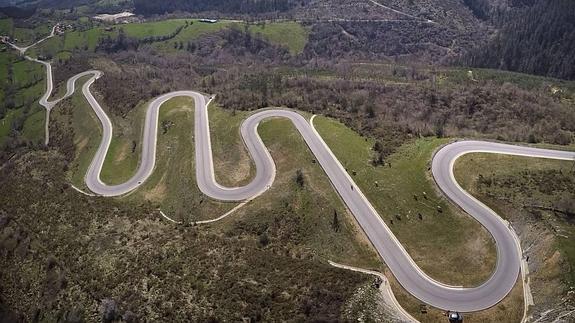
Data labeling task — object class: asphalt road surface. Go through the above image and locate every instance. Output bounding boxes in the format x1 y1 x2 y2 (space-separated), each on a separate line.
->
78 72 575 310
17 53 575 311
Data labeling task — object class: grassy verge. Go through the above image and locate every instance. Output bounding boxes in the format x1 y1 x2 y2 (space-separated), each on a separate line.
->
125 97 235 222
209 105 255 187
98 99 147 185
51 75 101 187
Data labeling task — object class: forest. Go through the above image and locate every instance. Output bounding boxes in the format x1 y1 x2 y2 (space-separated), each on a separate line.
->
463 0 575 80
133 0 295 15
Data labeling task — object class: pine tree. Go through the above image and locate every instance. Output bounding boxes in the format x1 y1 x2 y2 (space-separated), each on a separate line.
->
332 209 340 232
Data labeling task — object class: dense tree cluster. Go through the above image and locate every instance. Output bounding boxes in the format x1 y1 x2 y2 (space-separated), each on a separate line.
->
0 6 36 18
303 21 476 64
185 26 290 62
213 70 575 156
134 0 294 15
463 0 575 80
92 63 169 118
462 0 492 20
141 24 185 44
96 29 140 53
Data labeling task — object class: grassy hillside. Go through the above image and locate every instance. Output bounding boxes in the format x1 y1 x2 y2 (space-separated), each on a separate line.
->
32 19 309 59
0 51 46 146
51 87 380 270
247 22 308 55
0 17 51 45
0 148 372 321
0 18 13 35
454 151 575 321
313 116 528 321
314 116 497 286
1 11 572 320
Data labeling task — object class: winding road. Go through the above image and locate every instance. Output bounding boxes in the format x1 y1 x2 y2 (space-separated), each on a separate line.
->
6 29 575 313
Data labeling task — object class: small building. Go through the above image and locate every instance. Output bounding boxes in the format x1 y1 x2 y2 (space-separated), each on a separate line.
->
199 19 218 23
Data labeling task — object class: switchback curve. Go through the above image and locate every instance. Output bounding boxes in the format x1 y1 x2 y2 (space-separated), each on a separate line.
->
66 69 575 311
7 33 575 312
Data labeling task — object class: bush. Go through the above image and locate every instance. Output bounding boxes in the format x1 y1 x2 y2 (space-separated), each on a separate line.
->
295 169 304 187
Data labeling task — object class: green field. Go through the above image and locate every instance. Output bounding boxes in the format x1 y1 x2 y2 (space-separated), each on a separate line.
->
0 108 21 142
32 27 115 57
0 52 11 108
247 22 308 55
124 19 186 38
0 52 46 145
139 19 234 51
13 24 52 45
32 19 309 59
12 59 44 86
0 18 13 35
0 105 44 145
127 19 308 54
